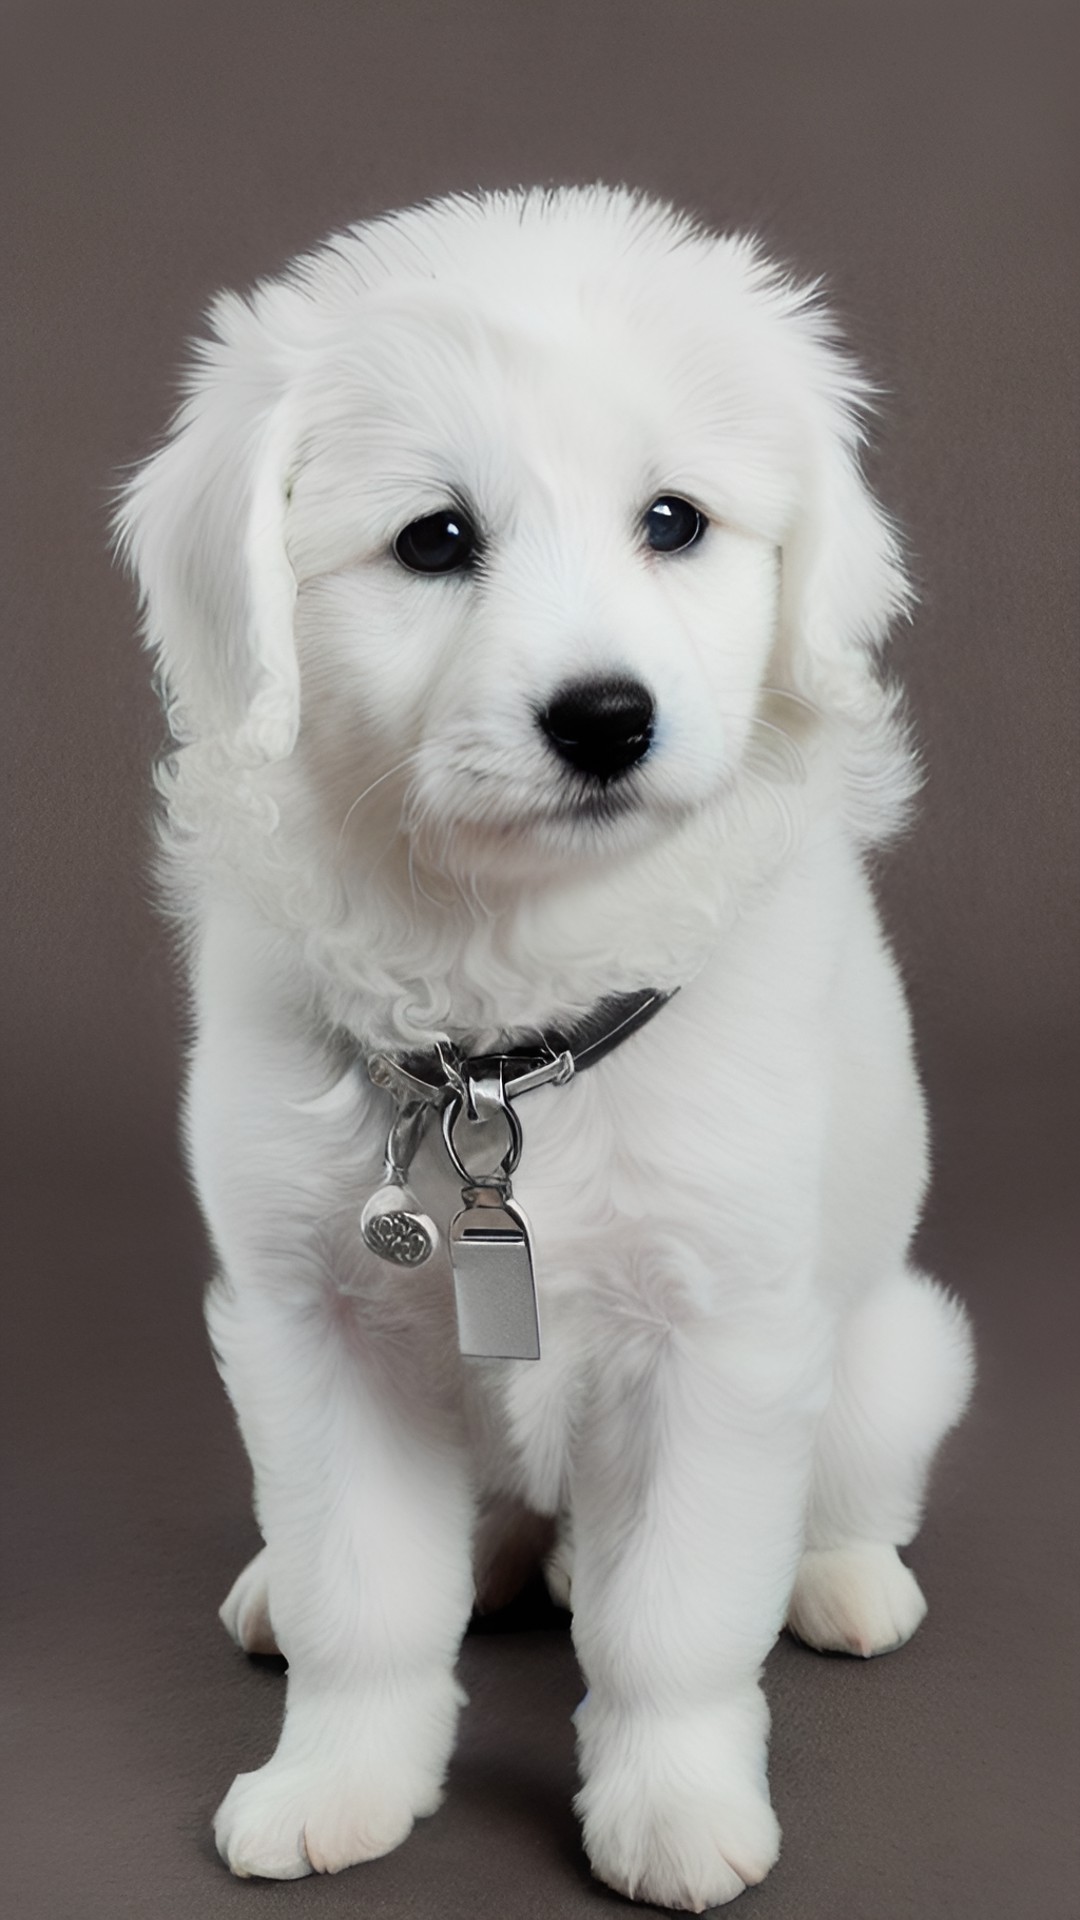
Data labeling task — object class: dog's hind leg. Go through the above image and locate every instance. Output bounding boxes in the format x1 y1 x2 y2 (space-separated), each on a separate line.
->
787 1267 974 1657
220 1545 279 1657
471 1493 555 1615
542 1508 574 1611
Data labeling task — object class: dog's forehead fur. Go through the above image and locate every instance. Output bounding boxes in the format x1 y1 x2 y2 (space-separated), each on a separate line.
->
276 185 742 323
265 189 830 590
287 344 793 604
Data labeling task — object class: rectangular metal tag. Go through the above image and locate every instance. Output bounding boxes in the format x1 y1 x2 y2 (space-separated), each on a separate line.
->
449 1194 541 1361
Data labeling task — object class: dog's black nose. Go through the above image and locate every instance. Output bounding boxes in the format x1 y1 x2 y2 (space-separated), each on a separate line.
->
539 676 655 783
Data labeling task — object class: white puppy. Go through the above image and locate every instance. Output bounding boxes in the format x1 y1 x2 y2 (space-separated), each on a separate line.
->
118 186 974 1910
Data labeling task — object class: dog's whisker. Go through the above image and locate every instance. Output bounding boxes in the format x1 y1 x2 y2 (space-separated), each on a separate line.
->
744 759 805 864
759 684 822 718
399 773 494 918
405 829 453 914
744 714 808 784
336 753 424 853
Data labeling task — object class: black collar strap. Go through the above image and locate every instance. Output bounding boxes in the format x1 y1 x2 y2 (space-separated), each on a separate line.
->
367 986 678 1108
454 985 677 1086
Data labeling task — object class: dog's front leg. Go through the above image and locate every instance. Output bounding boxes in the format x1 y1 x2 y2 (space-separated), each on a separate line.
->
570 1266 828 1910
209 1272 472 1880
188 1006 473 1880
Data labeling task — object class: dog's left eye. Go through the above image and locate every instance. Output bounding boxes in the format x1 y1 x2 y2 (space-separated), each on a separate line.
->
643 496 707 554
393 509 477 575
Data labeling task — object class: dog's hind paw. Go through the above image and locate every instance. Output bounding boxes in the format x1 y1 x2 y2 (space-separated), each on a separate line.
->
787 1542 927 1657
543 1526 574 1611
219 1546 279 1656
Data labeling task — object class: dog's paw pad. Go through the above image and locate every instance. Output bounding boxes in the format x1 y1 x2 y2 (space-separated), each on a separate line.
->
219 1546 279 1656
787 1542 927 1657
214 1758 415 1879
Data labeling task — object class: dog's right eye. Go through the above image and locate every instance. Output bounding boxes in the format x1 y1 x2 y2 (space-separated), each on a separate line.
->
393 510 477 575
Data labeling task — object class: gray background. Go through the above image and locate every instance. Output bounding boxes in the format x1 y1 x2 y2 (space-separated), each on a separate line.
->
3 3 1077 1916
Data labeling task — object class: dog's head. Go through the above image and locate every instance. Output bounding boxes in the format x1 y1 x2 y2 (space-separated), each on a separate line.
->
118 188 911 880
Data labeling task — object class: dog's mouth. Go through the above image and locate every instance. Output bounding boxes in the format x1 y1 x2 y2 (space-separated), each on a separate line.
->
407 770 703 875
524 780 648 829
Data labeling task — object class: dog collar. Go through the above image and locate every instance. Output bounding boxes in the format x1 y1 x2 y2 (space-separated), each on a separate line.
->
368 985 677 1106
357 987 678 1362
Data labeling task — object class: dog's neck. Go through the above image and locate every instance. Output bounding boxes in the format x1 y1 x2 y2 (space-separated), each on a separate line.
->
303 786 801 1056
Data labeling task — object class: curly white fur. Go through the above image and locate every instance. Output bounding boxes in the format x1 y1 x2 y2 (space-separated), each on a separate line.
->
117 186 974 1909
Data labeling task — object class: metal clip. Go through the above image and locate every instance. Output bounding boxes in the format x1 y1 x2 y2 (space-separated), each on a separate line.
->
504 1049 575 1098
442 1065 522 1191
366 1053 444 1106
360 1087 439 1268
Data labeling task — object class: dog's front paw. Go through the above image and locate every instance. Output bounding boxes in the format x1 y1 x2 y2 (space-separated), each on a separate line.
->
214 1753 416 1879
575 1690 780 1910
214 1672 464 1879
787 1542 927 1657
219 1546 279 1656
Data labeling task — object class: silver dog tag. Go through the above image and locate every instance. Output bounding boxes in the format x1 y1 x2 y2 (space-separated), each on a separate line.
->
360 1092 439 1268
450 1187 541 1360
361 1183 439 1267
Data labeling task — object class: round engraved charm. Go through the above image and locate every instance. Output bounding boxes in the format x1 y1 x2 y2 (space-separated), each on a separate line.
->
360 1184 438 1267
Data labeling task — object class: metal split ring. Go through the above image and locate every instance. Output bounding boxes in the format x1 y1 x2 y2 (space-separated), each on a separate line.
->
441 1067 523 1189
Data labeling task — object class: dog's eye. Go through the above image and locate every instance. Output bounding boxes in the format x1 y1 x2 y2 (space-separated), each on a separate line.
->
393 509 477 575
643 496 706 555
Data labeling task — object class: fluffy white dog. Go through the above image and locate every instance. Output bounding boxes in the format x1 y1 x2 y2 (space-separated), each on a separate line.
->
119 186 974 1910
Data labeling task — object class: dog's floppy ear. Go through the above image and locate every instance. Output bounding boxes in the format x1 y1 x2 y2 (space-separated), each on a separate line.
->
116 296 299 762
777 404 911 727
